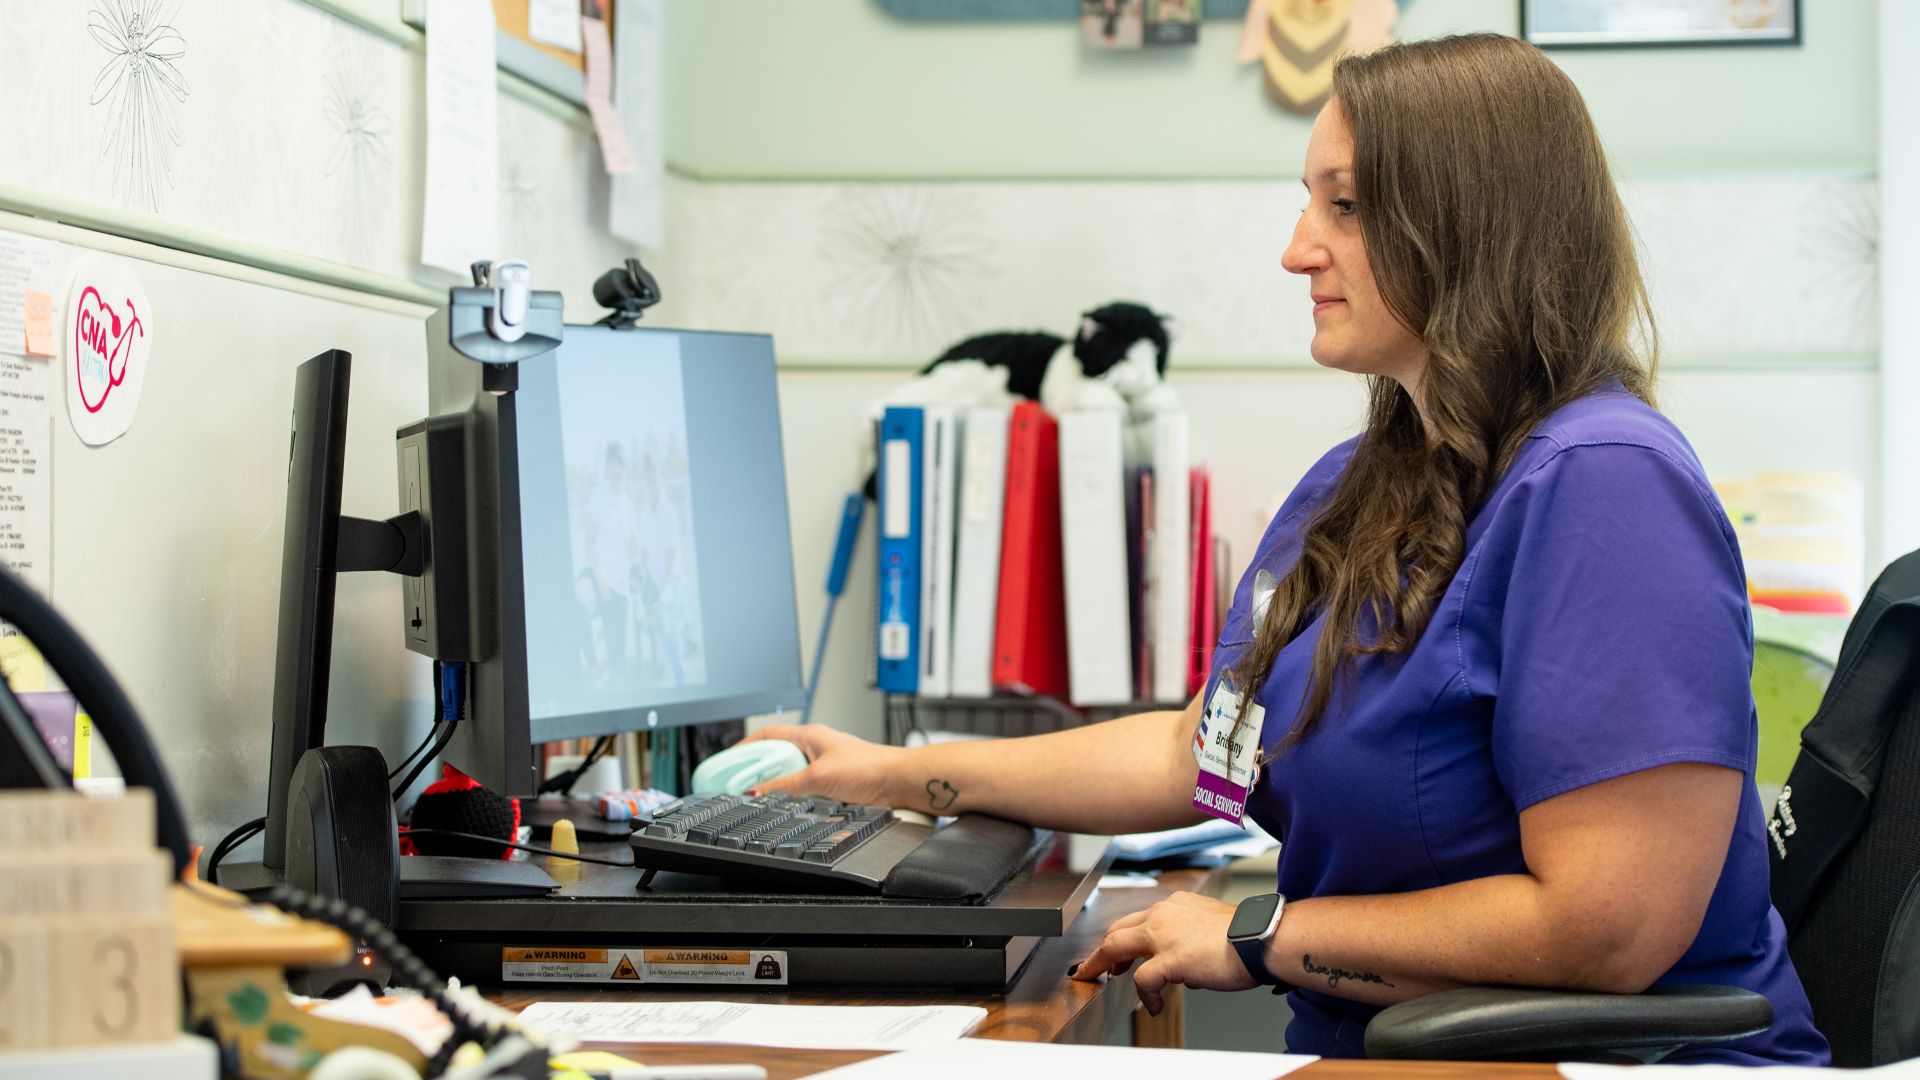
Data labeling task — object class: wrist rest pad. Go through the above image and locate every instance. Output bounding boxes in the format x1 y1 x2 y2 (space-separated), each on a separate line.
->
881 815 1044 902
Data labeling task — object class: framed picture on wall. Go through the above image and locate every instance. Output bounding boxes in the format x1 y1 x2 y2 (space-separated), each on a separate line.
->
1522 0 1800 48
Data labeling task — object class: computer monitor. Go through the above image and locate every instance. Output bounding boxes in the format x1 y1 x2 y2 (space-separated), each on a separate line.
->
514 326 806 741
261 348 351 871
416 320 806 795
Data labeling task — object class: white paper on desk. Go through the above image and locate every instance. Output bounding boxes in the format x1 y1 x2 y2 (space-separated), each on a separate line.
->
0 351 52 597
609 0 665 248
420 0 499 276
516 1000 986 1051
527 0 583 53
1563 1062 1920 1079
803 1039 1319 1080
1111 818 1279 862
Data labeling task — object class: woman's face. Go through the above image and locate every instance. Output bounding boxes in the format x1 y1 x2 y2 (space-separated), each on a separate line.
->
1282 102 1427 393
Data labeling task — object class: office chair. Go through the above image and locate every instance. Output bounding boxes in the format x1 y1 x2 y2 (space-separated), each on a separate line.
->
1750 605 1844 800
1365 547 1920 1065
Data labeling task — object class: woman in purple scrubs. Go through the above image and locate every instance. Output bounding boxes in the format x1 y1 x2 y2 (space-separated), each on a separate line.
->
747 33 1828 1064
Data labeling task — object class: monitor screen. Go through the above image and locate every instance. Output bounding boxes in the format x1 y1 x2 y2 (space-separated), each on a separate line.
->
512 326 804 741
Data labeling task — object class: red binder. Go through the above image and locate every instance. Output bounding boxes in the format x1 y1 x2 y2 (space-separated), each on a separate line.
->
1188 466 1215 696
992 402 1070 699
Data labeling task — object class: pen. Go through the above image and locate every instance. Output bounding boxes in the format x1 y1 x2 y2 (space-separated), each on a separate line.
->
580 1067 768 1080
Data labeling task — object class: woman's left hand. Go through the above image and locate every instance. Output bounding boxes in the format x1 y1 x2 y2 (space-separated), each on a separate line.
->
1069 891 1260 1014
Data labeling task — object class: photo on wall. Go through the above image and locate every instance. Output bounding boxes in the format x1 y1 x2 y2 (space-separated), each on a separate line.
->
1144 0 1201 46
1522 0 1799 48
556 340 710 694
1082 0 1145 48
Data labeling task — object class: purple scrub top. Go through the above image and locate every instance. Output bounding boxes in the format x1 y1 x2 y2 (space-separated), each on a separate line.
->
1213 387 1829 1064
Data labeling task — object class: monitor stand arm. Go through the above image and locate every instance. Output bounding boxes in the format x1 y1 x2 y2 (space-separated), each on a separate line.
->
336 511 424 576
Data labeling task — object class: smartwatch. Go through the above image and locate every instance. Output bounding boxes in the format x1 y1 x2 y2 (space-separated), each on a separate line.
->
1227 891 1287 987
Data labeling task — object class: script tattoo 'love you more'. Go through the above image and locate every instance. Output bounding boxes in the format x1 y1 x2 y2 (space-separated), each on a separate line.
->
64 254 153 446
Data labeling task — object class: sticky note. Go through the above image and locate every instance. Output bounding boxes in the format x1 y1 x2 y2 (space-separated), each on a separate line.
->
73 709 91 779
0 633 47 692
22 290 52 355
582 17 636 174
551 1051 649 1078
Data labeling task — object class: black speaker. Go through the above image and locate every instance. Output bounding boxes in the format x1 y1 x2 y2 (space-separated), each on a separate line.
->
284 745 398 996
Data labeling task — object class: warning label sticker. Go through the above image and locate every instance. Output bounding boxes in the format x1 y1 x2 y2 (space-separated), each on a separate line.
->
500 947 789 986
642 949 787 985
500 947 616 983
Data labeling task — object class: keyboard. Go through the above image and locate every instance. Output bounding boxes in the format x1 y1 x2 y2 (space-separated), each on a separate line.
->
628 792 1039 900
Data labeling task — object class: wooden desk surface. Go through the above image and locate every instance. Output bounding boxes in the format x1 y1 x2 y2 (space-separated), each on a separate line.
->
536 1047 1554 1079
486 863 1561 1079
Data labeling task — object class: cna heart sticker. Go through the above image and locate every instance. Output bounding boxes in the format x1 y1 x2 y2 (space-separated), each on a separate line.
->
64 254 153 446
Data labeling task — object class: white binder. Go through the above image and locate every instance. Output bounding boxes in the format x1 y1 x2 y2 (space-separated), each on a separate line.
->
918 408 961 699
1149 412 1191 703
1058 409 1134 706
949 406 1010 699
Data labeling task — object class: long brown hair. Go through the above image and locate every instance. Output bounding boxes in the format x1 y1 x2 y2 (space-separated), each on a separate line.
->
1233 33 1657 748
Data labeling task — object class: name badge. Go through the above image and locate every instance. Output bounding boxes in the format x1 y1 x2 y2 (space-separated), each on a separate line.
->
1192 676 1264 824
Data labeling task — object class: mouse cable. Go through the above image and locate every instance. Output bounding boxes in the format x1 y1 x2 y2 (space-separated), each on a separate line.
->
401 828 637 869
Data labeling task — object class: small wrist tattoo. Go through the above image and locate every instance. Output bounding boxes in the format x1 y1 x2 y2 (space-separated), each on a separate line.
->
925 778 959 811
1302 954 1395 990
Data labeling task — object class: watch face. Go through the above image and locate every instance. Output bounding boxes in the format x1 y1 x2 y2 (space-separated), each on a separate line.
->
1228 893 1282 940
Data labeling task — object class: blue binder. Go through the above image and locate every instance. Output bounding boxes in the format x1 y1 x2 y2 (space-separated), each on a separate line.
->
876 407 924 693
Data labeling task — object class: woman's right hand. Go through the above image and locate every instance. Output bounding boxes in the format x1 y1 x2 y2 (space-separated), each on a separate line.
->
739 724 908 807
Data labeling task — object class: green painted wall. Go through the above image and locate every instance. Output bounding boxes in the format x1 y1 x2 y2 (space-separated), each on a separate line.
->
664 0 1877 179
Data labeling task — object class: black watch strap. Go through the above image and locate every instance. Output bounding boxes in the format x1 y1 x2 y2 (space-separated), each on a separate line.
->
1233 934 1284 987
1228 892 1287 987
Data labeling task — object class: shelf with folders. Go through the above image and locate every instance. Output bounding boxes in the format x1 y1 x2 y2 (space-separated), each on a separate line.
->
882 693 1191 746
871 401 1229 718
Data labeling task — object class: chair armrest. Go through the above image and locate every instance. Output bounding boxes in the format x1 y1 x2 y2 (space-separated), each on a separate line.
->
1363 984 1773 1061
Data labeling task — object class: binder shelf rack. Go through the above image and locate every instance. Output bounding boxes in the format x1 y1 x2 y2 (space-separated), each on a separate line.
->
883 695 1190 746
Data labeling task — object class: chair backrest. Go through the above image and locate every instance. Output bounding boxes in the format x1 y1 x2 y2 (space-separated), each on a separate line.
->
1768 547 1920 1067
1750 605 1846 804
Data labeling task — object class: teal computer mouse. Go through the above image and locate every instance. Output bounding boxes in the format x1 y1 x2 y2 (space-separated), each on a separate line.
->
691 739 809 796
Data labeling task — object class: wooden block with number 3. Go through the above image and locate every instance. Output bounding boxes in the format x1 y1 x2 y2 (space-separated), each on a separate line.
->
51 916 178 1047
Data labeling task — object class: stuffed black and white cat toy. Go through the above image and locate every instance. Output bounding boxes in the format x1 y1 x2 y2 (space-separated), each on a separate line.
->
881 300 1179 415
861 301 1181 496
1043 300 1181 417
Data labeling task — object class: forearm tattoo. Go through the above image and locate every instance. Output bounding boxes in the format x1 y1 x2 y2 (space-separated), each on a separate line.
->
1303 954 1395 991
924 778 959 811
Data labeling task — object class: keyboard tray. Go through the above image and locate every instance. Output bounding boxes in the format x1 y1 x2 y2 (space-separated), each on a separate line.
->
627 794 1040 902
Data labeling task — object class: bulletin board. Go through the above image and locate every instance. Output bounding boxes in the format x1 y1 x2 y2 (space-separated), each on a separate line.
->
402 0 616 106
876 1 1252 19
492 0 612 76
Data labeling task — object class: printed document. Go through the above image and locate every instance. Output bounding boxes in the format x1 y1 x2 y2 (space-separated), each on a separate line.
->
1563 1063 1920 1079
801 1039 1319 1079
419 0 498 275
515 1001 985 1051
